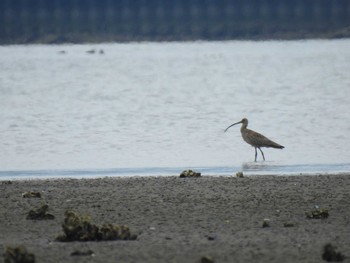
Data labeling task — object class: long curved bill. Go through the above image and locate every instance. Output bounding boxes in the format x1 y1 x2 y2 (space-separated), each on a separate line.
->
224 120 242 132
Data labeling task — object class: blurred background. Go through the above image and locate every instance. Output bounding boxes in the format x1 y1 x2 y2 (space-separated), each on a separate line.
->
1 0 350 44
1 1 350 177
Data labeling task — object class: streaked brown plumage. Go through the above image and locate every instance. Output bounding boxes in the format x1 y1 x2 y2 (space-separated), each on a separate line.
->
225 118 284 161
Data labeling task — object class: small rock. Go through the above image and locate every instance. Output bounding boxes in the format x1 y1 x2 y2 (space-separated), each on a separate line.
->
1 180 12 185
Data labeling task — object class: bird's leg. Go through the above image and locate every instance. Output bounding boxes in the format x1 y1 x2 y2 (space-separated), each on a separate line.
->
254 147 257 162
258 147 265 161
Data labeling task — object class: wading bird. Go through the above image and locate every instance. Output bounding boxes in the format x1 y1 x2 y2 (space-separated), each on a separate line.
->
225 118 284 161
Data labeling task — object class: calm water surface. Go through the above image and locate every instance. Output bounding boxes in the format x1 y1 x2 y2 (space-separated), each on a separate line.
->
0 40 349 178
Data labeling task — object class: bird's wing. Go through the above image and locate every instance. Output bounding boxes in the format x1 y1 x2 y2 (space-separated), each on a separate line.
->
244 129 283 148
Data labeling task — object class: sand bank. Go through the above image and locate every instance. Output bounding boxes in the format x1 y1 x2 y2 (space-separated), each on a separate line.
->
1 174 349 262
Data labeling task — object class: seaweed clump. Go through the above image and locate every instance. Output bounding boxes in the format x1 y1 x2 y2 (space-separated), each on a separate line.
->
306 208 329 219
322 244 345 262
179 170 201 178
26 205 55 220
56 211 137 242
3 245 35 263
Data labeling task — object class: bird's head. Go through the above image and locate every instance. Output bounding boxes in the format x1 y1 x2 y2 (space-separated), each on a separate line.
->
224 118 248 132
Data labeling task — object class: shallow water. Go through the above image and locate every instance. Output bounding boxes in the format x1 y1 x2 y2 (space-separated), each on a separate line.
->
0 40 350 178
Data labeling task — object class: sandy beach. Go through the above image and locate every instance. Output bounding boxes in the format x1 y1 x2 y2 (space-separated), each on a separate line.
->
1 174 349 263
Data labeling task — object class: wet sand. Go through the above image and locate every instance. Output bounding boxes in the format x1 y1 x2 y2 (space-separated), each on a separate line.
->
1 174 349 263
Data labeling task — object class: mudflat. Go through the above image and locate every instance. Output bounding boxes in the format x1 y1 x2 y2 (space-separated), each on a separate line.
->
1 174 349 263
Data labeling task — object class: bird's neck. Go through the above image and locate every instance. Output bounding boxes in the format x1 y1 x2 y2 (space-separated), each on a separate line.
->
240 123 248 131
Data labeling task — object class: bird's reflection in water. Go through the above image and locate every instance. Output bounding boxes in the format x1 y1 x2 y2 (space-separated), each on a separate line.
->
242 162 277 172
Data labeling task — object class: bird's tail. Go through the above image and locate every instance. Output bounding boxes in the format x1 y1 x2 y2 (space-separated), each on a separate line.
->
272 144 284 149
268 141 284 149
276 145 284 149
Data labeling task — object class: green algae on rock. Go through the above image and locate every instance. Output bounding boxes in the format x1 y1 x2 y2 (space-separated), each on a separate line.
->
306 208 329 219
236 172 244 178
56 211 137 242
179 170 201 178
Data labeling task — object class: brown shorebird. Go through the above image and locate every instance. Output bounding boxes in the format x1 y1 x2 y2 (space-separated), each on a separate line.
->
225 118 284 161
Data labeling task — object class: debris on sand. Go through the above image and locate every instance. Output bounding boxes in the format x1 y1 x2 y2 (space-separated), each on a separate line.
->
86 49 95 54
99 223 134 240
306 208 329 219
1 180 12 185
56 211 137 242
3 245 35 263
262 218 270 228
322 244 345 262
70 250 94 257
22 192 41 198
206 234 216 241
201 255 215 263
283 222 295 227
26 204 55 220
179 170 201 178
236 172 244 178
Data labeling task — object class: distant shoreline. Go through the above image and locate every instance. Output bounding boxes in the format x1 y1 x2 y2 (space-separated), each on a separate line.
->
1 27 350 45
2 0 350 46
